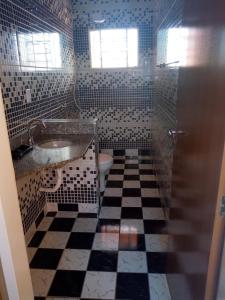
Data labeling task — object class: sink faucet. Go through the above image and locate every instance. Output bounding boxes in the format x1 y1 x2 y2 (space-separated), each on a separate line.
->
27 119 46 146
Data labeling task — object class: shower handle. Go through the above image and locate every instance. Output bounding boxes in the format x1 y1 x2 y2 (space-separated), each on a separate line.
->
168 129 186 140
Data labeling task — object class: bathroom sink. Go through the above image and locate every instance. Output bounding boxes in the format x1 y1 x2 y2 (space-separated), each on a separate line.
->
37 139 73 149
13 118 97 179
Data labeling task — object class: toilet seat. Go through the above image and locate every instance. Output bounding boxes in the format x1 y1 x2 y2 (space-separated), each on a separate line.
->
98 153 113 192
98 153 113 165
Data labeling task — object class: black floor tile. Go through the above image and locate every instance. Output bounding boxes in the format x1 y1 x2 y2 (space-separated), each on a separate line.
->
30 249 63 270
88 250 118 272
119 233 146 251
114 159 125 164
138 149 152 156
46 212 57 217
102 197 122 207
124 175 140 181
49 218 75 232
144 220 168 234
116 273 149 300
146 252 168 273
58 204 78 211
106 181 123 188
139 159 153 164
114 150 125 156
96 219 120 233
66 232 94 249
121 207 143 219
77 213 98 218
141 197 161 207
35 211 44 227
123 188 141 197
125 164 139 169
48 270 85 297
139 169 155 175
28 231 46 247
109 169 124 175
140 181 158 188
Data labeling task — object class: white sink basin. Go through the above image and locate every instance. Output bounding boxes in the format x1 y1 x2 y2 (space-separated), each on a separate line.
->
37 139 73 149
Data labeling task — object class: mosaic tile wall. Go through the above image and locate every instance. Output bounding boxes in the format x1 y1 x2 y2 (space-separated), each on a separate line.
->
43 140 99 211
153 0 183 209
16 171 46 233
72 0 158 149
0 0 76 138
0 0 76 232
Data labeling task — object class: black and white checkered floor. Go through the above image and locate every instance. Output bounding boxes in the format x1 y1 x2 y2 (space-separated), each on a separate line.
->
28 153 171 300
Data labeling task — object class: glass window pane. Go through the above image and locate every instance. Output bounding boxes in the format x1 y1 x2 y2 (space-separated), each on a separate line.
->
18 32 62 70
127 28 138 67
102 51 127 68
90 30 101 68
89 28 138 69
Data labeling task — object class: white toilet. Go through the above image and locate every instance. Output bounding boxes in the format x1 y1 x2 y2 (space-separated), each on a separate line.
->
98 153 113 192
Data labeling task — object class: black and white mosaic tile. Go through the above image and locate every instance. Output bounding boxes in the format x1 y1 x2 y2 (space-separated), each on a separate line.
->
16 171 45 233
0 0 76 137
72 0 157 149
44 140 99 207
0 0 76 235
153 0 184 210
27 153 172 299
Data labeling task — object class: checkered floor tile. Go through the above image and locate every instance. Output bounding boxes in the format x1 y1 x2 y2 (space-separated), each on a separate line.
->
28 154 171 300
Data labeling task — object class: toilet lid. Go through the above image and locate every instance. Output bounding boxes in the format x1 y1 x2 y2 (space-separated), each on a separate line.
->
98 153 113 164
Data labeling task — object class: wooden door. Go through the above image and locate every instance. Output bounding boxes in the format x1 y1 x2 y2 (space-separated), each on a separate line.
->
166 0 225 299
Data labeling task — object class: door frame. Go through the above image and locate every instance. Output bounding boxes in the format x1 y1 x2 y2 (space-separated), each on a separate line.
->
0 90 33 299
205 141 225 300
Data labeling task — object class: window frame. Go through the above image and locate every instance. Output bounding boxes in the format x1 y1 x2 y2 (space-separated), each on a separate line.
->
16 32 63 71
89 28 139 70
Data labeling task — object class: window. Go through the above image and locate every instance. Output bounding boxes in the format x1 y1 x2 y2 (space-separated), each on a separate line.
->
166 28 189 67
90 28 138 69
18 32 62 70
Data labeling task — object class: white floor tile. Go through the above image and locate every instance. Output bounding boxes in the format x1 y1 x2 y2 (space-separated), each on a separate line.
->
56 211 78 218
143 208 165 220
37 217 54 231
58 249 90 270
148 274 171 300
46 297 80 300
139 164 154 169
111 164 124 169
30 269 55 297
145 234 169 252
81 271 116 299
27 247 37 263
124 169 139 175
72 218 98 232
93 233 119 251
125 159 139 164
122 197 142 207
140 175 157 181
108 174 124 181
99 207 121 219
118 251 147 273
141 188 160 197
104 188 123 197
120 219 144 234
123 181 140 188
